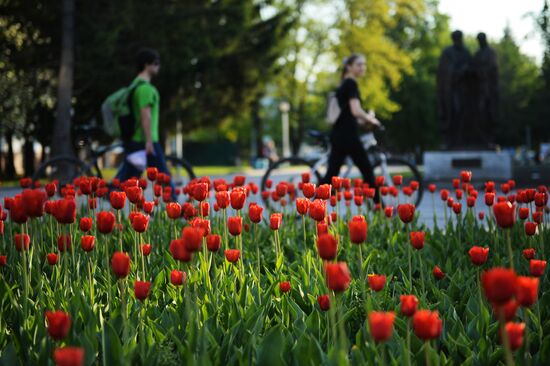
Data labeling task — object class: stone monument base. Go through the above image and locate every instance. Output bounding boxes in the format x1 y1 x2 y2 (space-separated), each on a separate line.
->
423 150 512 181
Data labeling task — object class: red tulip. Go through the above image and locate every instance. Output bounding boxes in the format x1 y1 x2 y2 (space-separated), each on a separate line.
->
192 182 209 201
524 222 537 236
325 262 351 292
47 253 58 265
460 170 472 182
109 191 126 210
369 311 395 343
413 310 442 340
206 234 221 252
52 199 76 224
409 231 425 250
130 213 149 233
302 183 316 198
504 322 525 351
492 299 519 322
530 260 546 277
45 182 57 197
440 189 449 201
485 193 497 208
433 266 445 280
397 204 415 223
140 244 152 256
170 270 186 286
125 186 143 204
270 213 282 230
57 234 71 252
191 217 210 236
392 175 403 186
275 182 288 197
0 255 7 267
169 239 192 262
316 184 331 200
248 203 263 224
309 199 326 222
428 184 436 193
515 276 538 307
81 235 95 252
316 233 338 260
518 207 529 220
467 196 476 208
534 192 548 207
452 202 462 214
227 216 243 236
296 198 309 216
142 201 154 214
215 191 230 209
348 216 367 244
166 203 182 219
111 252 131 278
79 217 92 232
230 187 246 210
317 222 328 236
532 211 543 224
96 211 116 234
400 295 419 317
384 206 393 218
367 274 386 291
45 310 71 340
134 281 151 301
523 249 535 260
481 267 517 304
53 347 84 366
14 233 30 251
493 202 516 229
317 295 330 311
469 246 489 265
225 249 240 263
22 189 47 217
181 226 202 252
279 281 291 293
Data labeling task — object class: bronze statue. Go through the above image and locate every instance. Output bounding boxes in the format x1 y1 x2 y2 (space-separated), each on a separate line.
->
473 32 498 145
437 30 498 149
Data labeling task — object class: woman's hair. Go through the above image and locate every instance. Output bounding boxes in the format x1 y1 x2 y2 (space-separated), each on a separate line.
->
340 53 364 80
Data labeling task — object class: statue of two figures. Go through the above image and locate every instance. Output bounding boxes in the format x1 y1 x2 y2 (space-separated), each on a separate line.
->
437 31 498 149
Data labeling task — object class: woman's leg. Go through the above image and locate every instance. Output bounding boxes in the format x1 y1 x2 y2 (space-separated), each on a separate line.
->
348 140 379 203
115 141 145 182
321 144 347 185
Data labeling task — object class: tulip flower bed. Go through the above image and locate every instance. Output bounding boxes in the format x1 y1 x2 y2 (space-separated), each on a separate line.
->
0 172 548 366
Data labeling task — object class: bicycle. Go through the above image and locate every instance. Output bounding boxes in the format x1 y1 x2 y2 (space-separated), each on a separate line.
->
33 124 195 186
261 127 424 206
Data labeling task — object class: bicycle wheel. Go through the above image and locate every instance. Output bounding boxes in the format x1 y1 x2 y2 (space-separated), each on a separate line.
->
373 157 424 207
165 155 196 187
33 156 93 187
261 157 320 206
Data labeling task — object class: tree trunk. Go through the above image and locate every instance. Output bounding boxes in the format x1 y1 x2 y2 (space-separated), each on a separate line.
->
23 135 35 177
51 0 75 160
252 97 263 158
5 130 16 179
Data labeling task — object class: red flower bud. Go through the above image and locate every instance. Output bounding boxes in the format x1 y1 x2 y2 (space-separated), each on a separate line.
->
316 233 338 260
468 246 489 265
134 281 151 301
369 311 395 343
46 310 71 340
224 249 240 263
111 252 131 278
325 262 351 292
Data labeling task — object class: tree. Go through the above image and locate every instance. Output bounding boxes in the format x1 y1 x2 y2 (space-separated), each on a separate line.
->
386 0 450 153
51 0 75 165
493 27 541 146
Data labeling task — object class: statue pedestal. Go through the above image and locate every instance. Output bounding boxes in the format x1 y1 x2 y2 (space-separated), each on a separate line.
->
423 150 512 181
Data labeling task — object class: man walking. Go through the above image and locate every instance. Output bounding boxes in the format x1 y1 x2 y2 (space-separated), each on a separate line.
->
115 48 175 195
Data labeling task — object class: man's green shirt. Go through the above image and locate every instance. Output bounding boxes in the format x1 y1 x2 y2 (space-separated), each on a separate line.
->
131 77 160 143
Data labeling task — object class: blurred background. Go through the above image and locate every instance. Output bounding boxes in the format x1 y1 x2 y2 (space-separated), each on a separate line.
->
1 0 549 180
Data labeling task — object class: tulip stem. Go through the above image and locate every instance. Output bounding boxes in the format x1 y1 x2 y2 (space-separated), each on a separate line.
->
424 341 432 366
88 256 94 304
406 319 411 366
104 234 111 312
477 269 484 337
21 225 28 326
418 251 425 295
506 230 514 270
